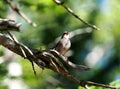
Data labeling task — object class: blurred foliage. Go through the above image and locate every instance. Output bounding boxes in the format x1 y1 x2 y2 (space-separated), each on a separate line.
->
0 62 8 89
0 0 120 89
0 62 7 79
20 58 55 89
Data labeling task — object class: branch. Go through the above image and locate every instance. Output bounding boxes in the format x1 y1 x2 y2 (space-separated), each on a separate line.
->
50 49 90 70
53 0 99 30
0 33 116 89
0 33 45 68
0 18 115 88
6 0 37 27
0 18 21 31
49 50 116 89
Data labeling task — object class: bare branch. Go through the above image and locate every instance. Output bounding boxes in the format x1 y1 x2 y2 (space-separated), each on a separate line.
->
50 49 90 70
0 33 116 89
0 33 45 68
6 0 37 27
0 18 21 31
53 0 99 30
85 81 116 89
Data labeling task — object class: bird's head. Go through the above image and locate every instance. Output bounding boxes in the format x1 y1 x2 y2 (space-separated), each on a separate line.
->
62 31 70 39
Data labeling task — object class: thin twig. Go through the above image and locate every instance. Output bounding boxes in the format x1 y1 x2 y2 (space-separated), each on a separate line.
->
53 0 99 30
7 31 37 77
63 72 116 89
6 0 37 27
86 81 116 89
84 85 90 89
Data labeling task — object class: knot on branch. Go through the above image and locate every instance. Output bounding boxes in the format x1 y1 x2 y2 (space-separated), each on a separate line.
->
79 80 86 87
0 18 21 31
53 0 64 5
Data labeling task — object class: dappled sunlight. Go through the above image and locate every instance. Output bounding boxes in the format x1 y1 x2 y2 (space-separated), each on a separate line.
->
3 78 29 89
7 62 22 76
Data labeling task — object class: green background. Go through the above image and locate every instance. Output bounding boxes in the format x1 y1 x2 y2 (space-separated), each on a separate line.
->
0 0 120 89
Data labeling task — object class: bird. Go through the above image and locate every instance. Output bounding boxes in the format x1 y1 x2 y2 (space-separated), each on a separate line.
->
54 31 71 55
54 32 90 70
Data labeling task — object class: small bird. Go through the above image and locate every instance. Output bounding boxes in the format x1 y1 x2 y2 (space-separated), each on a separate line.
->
55 31 71 55
54 32 90 70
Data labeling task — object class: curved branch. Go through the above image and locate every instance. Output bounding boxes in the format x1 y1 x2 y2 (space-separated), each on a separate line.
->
0 33 116 89
0 33 45 68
